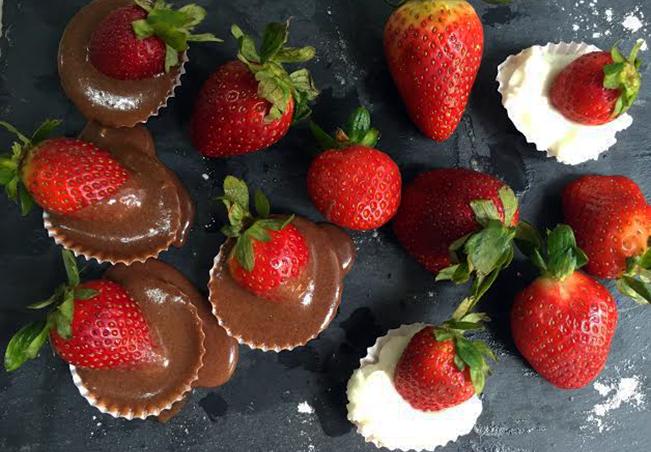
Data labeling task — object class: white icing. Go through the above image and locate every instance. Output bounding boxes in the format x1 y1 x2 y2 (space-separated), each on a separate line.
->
497 42 633 165
347 324 482 451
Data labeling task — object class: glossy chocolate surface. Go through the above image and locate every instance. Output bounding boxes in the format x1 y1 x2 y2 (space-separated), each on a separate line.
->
209 217 355 351
75 260 238 419
58 0 184 127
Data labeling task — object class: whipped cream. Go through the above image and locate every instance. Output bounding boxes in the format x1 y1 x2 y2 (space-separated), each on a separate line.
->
497 42 633 165
346 324 482 451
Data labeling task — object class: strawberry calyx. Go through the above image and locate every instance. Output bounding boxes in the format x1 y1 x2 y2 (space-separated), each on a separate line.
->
3 250 98 372
516 224 588 281
603 40 644 118
0 119 61 216
617 246 651 305
309 106 380 150
230 20 319 123
437 186 526 319
132 0 221 73
433 312 497 394
218 175 295 272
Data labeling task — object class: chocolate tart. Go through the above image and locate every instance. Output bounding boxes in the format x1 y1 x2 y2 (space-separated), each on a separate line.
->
70 260 239 420
58 0 187 128
43 122 194 265
208 217 355 352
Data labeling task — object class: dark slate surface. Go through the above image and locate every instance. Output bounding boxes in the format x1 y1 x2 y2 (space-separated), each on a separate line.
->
0 0 650 451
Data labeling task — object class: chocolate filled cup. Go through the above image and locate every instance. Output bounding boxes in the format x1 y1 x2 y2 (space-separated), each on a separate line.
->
43 122 194 265
58 0 187 128
70 260 239 420
208 217 355 352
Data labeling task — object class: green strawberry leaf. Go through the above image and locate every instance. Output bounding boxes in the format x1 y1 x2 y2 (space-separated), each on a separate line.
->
246 223 272 243
470 200 501 227
132 19 155 39
454 354 466 371
260 21 290 63
499 186 518 226
254 189 271 218
30 119 61 145
62 250 80 287
0 121 31 145
616 275 651 305
544 225 588 280
234 234 255 272
28 286 64 310
345 107 372 143
4 320 51 372
603 41 643 117
223 176 250 210
53 291 75 339
17 183 34 216
74 288 98 301
230 21 318 122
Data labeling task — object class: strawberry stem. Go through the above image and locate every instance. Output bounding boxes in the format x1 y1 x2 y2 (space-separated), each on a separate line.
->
310 106 380 151
0 119 61 216
230 21 319 123
131 0 222 73
617 247 651 304
217 176 295 272
604 40 644 118
438 186 522 319
3 250 97 372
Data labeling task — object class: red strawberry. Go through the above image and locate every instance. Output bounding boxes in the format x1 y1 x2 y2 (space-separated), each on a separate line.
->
307 107 401 230
563 175 651 304
512 225 618 389
394 315 495 411
89 1 219 80
550 42 643 125
218 176 309 300
384 0 484 141
0 120 129 216
4 250 155 372
191 21 319 158
394 168 520 274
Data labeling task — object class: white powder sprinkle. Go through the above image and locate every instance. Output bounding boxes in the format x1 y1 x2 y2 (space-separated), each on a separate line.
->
297 401 315 414
639 39 648 51
585 376 646 433
572 23 580 31
605 8 613 22
622 14 644 32
201 173 209 181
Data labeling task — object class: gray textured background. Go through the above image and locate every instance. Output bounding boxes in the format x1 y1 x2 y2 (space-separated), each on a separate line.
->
0 0 650 451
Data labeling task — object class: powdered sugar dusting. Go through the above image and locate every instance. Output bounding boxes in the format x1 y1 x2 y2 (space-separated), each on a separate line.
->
584 376 646 433
297 401 315 415
552 1 648 41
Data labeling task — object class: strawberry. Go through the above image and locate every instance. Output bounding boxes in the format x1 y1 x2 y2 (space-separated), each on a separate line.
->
394 314 496 411
218 176 309 300
4 250 155 372
384 0 484 141
0 120 129 216
550 41 643 125
307 107 402 231
89 0 219 80
394 169 523 298
563 175 651 304
512 225 618 389
191 21 319 158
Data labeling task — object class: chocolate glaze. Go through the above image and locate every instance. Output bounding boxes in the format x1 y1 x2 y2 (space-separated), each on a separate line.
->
208 217 355 351
58 0 186 128
44 122 194 264
74 260 238 420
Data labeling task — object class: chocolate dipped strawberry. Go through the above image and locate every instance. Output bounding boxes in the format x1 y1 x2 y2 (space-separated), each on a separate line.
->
89 0 219 80
550 41 643 125
5 250 155 372
191 21 319 157
512 225 618 389
307 107 402 231
563 174 651 304
217 176 309 300
0 120 128 216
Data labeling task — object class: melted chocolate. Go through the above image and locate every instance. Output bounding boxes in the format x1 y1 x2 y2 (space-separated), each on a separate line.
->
75 260 238 420
44 123 194 264
58 0 185 128
208 217 355 351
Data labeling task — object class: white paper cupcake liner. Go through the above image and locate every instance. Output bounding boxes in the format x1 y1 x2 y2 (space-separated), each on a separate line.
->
496 42 633 165
347 323 483 452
